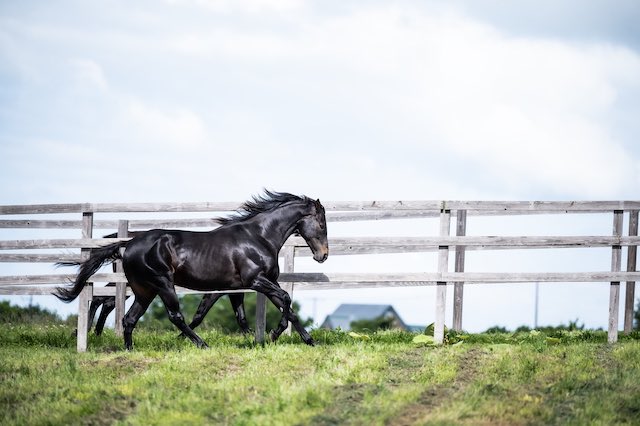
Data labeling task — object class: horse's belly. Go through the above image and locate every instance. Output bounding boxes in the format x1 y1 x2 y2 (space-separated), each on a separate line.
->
173 267 242 291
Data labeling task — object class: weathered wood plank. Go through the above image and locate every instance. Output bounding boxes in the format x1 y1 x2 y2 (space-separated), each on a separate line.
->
282 272 640 284
609 211 624 343
624 210 638 333
77 283 92 352
77 212 93 352
3 235 640 252
0 285 254 296
325 200 640 212
453 210 467 331
282 245 295 335
0 254 82 263
287 236 640 248
0 238 130 249
8 271 640 294
3 200 640 216
0 220 83 229
0 286 62 295
441 201 640 212
0 202 241 215
4 235 638 253
114 220 128 337
435 210 451 345
0 218 220 229
0 209 634 230
5 271 640 287
0 273 126 285
255 293 267 345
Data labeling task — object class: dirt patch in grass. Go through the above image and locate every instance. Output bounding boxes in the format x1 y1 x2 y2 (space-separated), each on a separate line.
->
386 348 426 385
304 349 427 426
81 395 138 426
306 383 381 426
391 348 485 425
93 354 156 371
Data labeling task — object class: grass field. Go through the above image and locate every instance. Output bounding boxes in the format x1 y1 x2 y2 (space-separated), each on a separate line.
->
2 325 640 425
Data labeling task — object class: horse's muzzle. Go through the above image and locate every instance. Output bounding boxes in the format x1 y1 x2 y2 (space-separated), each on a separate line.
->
313 248 329 263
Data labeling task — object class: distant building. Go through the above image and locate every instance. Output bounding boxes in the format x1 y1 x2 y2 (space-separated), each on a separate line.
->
321 303 422 331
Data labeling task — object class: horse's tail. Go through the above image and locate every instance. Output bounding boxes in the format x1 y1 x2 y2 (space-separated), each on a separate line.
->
54 241 127 303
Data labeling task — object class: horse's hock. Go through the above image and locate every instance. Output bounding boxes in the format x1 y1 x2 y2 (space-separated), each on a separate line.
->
1 200 639 351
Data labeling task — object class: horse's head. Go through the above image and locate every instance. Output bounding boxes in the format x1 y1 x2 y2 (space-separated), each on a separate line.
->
296 198 328 263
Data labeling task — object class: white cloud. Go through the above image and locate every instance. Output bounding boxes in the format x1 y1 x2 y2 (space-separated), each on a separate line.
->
124 99 208 148
150 5 640 198
70 59 108 91
3 2 639 200
273 6 640 198
164 0 304 14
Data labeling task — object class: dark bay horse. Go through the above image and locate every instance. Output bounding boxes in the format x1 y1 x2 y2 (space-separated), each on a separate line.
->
56 191 328 349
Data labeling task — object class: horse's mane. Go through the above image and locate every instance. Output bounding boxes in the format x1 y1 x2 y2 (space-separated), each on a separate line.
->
215 190 309 226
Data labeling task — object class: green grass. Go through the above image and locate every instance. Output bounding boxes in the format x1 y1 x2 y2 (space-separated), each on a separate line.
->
1 325 640 425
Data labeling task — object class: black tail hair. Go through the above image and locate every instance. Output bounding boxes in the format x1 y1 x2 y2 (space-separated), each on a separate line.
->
54 241 127 303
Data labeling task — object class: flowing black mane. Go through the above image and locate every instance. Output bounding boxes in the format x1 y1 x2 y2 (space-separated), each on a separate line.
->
215 190 308 226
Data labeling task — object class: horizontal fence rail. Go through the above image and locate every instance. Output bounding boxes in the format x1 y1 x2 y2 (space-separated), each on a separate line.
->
2 271 640 288
2 235 640 256
1 200 638 351
2 200 640 215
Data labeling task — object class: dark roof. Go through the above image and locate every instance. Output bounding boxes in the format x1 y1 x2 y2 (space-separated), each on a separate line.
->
321 303 407 330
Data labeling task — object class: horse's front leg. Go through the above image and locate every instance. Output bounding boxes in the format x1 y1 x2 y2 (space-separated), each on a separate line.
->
229 293 250 333
251 274 314 346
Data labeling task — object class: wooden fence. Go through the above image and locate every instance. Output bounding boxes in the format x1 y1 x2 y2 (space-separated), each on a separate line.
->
1 201 639 352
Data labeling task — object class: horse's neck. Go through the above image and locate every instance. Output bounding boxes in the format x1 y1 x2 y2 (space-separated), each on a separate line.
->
255 203 306 249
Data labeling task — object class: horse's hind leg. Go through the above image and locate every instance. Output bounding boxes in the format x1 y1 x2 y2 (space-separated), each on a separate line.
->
157 284 208 349
186 293 224 332
229 293 250 333
123 294 153 350
95 298 116 336
88 297 102 333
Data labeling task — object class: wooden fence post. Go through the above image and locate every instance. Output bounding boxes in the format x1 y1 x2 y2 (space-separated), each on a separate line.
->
435 209 451 345
608 210 623 343
114 220 128 337
77 212 93 352
624 210 638 333
453 210 467 331
255 293 267 344
282 245 295 335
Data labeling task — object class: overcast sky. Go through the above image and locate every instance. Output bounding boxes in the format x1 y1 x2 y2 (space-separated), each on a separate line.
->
1 0 640 332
